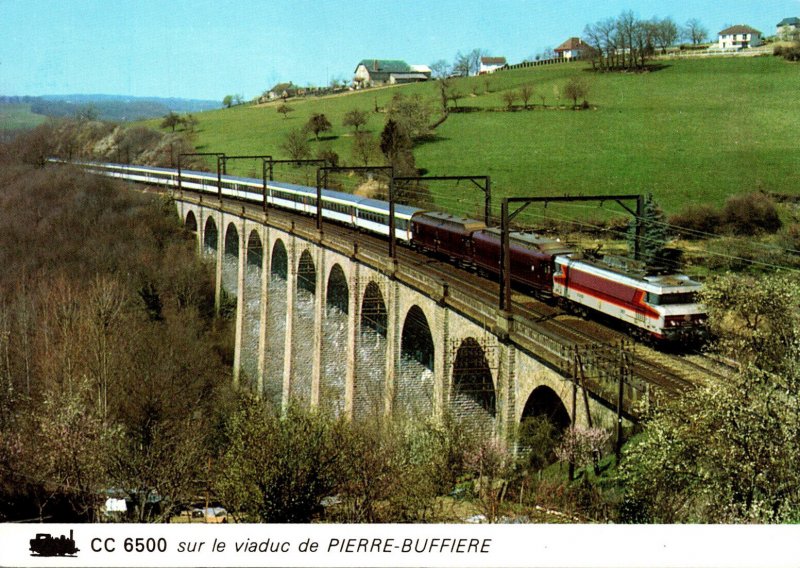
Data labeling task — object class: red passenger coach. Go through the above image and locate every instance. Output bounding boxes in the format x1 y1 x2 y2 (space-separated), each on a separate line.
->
553 255 706 341
410 212 486 264
472 229 574 296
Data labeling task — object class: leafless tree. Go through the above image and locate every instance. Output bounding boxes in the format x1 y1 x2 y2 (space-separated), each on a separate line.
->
683 18 708 45
564 76 590 108
435 78 453 114
281 128 311 162
631 18 655 69
448 89 464 110
453 48 485 77
519 85 534 109
306 113 332 141
584 12 657 71
651 17 679 53
277 103 294 119
584 17 619 71
342 108 368 132
429 59 451 79
502 90 517 110
616 10 637 69
351 132 378 167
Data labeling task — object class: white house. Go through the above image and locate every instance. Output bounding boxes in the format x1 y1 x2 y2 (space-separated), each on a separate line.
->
479 57 507 74
777 17 800 39
718 25 763 49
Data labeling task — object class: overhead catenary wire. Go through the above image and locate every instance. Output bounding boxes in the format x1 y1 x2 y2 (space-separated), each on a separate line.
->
163 163 800 274
554 200 800 263
520 205 800 273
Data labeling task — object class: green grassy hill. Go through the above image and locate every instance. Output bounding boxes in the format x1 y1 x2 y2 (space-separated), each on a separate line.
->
0 104 46 131
167 56 800 218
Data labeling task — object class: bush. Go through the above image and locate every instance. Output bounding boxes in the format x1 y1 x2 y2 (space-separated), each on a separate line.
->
517 416 559 471
333 413 474 523
782 223 800 254
721 192 781 235
703 236 796 272
668 204 721 238
775 44 800 61
214 399 346 522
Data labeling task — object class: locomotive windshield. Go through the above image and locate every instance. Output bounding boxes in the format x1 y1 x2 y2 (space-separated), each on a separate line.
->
646 292 698 305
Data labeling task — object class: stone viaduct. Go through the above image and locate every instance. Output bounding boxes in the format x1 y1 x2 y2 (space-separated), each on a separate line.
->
176 196 635 443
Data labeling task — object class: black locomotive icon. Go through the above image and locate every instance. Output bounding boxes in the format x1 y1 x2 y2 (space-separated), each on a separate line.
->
29 529 79 557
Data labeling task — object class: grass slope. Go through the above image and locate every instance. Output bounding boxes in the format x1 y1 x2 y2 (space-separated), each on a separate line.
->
0 104 46 131
170 56 800 217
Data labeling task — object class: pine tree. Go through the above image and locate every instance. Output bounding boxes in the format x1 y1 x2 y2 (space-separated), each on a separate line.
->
627 193 667 269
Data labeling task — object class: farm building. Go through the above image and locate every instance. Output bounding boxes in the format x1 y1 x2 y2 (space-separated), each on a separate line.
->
353 60 430 87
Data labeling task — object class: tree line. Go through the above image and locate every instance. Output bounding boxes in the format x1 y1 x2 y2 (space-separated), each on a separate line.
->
0 141 232 521
583 12 708 71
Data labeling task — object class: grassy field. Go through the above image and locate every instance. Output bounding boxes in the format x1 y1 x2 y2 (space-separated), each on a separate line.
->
0 103 46 131
164 56 800 218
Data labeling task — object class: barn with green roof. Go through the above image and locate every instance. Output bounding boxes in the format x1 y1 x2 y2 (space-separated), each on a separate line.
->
353 59 429 86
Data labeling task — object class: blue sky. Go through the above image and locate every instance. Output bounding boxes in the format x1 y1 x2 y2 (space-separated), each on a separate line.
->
1 0 797 101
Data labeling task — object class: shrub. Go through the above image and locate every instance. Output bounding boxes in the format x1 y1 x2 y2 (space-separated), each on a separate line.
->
668 204 721 238
331 413 474 523
517 416 558 471
775 44 800 61
781 223 800 254
214 399 346 522
721 192 781 236
316 148 339 168
703 236 793 272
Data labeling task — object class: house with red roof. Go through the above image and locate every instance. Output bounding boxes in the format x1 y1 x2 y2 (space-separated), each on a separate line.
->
717 25 763 49
478 57 507 74
554 37 593 59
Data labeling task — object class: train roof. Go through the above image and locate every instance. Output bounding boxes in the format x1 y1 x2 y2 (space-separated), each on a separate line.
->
100 161 183 175
63 161 427 218
354 197 423 217
414 211 487 232
477 228 575 255
102 163 419 213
